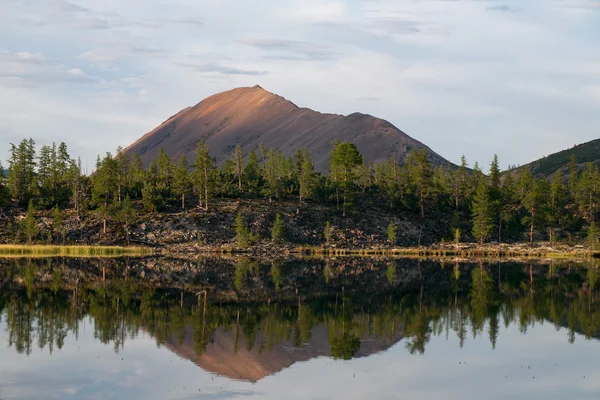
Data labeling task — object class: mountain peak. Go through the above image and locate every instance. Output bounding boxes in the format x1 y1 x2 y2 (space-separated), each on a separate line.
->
126 87 450 172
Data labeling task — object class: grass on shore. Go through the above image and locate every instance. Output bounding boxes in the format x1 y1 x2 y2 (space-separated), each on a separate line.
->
0 244 153 257
290 246 600 259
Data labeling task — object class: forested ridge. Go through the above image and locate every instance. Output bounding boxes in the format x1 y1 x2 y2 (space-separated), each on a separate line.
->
1 138 600 247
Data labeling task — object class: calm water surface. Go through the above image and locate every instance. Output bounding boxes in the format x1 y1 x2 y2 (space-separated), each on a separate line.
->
0 257 599 399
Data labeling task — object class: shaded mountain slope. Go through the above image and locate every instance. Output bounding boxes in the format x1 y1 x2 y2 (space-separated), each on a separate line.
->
514 138 600 177
126 85 451 172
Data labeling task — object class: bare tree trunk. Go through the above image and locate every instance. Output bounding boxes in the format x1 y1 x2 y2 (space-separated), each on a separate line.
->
181 193 185 210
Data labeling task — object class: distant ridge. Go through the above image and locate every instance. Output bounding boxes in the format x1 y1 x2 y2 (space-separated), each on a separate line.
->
514 138 600 177
125 85 452 172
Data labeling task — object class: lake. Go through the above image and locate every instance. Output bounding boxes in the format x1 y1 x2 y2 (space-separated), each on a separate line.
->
0 257 599 399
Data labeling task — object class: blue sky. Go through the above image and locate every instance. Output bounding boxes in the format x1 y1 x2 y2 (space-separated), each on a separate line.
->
1 0 599 171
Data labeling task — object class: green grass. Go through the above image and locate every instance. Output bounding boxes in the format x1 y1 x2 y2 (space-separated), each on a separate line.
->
0 245 153 257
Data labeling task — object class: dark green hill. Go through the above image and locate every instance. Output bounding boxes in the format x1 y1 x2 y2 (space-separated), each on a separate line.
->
516 138 600 177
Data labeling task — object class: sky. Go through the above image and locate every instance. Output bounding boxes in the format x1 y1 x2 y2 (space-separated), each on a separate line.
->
1 0 599 172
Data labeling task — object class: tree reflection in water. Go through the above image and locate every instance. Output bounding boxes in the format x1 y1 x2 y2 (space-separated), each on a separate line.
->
1 257 600 369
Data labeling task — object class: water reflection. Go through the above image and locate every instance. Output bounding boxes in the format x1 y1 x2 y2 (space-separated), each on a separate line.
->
1 258 600 381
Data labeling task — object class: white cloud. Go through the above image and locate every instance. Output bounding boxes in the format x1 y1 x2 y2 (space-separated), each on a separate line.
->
0 0 599 168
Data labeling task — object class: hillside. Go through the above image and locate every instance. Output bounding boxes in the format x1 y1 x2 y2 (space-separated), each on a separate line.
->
125 85 451 172
515 138 600 177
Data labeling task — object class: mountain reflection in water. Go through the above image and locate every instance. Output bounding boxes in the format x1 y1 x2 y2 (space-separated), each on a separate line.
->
0 257 600 384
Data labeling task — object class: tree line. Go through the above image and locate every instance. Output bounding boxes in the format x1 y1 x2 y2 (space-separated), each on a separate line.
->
1 138 599 244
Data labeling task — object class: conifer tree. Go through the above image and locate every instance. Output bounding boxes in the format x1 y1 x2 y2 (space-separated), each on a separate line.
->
52 205 63 244
489 154 501 192
271 213 285 243
92 153 118 234
451 155 469 210
193 141 215 210
471 179 493 244
235 213 256 247
549 170 567 242
576 163 600 223
234 144 244 192
114 146 129 204
22 200 37 244
387 222 397 244
173 155 191 210
521 174 548 243
243 150 260 196
298 149 316 206
330 141 363 216
263 148 278 203
156 148 173 203
406 149 432 219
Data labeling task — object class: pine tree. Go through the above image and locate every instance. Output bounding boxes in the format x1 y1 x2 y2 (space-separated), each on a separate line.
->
114 146 129 204
271 213 285 243
262 148 278 203
8 139 37 204
22 200 37 244
298 149 316 206
471 179 493 244
549 170 567 242
173 155 191 210
406 149 432 219
234 144 244 192
156 148 173 203
243 150 260 196
330 141 363 216
235 213 255 247
193 141 215 210
451 155 469 210
576 163 600 224
520 173 548 243
387 222 397 244
92 153 118 234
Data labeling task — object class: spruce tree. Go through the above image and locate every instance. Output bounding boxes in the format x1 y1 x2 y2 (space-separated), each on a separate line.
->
406 149 433 219
387 222 397 245
235 213 255 248
271 213 285 243
471 179 493 244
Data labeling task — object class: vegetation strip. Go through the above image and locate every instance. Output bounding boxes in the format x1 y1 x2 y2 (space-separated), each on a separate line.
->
0 245 152 257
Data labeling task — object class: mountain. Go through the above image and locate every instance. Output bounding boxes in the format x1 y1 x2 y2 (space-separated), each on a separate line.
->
159 323 403 382
125 85 451 172
514 138 600 177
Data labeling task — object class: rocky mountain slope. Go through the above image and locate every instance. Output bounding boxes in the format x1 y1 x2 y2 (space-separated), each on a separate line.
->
125 85 451 172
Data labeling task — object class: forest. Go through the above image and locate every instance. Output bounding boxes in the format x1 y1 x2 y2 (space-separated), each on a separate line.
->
1 138 599 246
